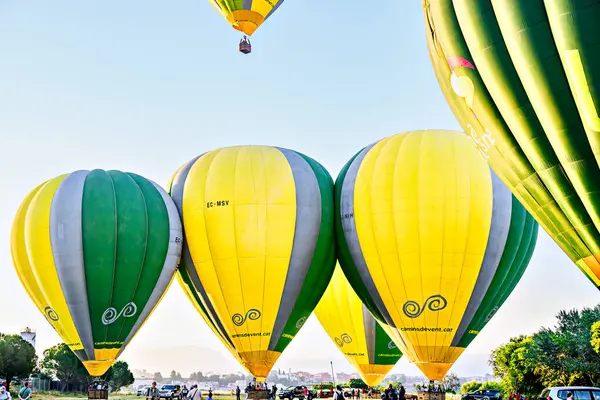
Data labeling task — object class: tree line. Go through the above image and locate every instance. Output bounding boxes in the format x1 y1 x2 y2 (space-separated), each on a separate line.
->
487 304 600 398
0 334 134 393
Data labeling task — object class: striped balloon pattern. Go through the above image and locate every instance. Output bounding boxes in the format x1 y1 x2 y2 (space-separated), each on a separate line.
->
11 170 183 376
335 130 538 380
424 0 600 289
209 0 285 36
315 265 402 387
168 145 336 381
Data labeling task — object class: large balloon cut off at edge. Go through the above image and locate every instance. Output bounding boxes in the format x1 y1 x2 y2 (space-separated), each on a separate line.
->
424 0 600 290
11 169 183 376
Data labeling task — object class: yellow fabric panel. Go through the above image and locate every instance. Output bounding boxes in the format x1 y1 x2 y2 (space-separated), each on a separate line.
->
251 0 276 16
357 364 396 387
182 146 295 378
237 350 281 382
353 130 493 367
315 266 370 369
11 182 49 317
86 349 119 376
577 257 600 286
226 11 264 36
20 175 84 351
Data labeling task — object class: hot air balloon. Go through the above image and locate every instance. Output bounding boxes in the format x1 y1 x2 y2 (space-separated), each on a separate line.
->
11 170 183 376
315 265 402 387
335 130 538 380
208 0 285 54
168 145 336 381
423 0 600 289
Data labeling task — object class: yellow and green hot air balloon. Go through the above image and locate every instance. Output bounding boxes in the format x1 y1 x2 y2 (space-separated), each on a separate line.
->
209 0 285 53
11 170 183 376
168 145 336 381
315 265 402 387
424 0 600 289
335 130 538 381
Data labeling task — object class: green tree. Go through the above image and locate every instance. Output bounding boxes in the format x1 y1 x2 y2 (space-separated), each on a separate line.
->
0 334 37 390
592 321 600 355
153 372 163 382
349 379 368 389
479 382 502 391
442 372 460 393
104 361 134 392
40 343 90 389
460 382 481 394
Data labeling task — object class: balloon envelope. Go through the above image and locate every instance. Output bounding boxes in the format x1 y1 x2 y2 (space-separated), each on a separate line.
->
315 265 402 387
424 0 600 289
169 145 335 381
209 0 285 36
335 130 538 380
11 170 183 376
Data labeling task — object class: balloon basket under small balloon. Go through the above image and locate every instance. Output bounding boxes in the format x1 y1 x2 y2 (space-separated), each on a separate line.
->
417 392 445 400
247 390 269 400
88 390 108 400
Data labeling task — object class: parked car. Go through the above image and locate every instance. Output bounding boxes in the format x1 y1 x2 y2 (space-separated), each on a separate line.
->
279 386 317 400
462 390 502 400
539 386 600 400
137 386 151 396
160 385 182 399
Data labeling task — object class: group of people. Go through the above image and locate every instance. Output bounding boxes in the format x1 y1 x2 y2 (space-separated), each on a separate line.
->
382 384 406 400
0 382 33 400
145 382 213 400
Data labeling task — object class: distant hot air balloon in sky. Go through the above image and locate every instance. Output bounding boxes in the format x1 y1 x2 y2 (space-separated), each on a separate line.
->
315 265 402 387
168 145 336 381
335 130 538 380
11 170 183 376
424 0 600 290
209 0 286 54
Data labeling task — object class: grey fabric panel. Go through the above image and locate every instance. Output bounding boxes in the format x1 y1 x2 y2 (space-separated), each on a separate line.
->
243 0 252 9
451 169 512 346
50 170 95 361
117 182 183 357
169 154 235 348
264 0 284 20
268 147 321 349
340 144 396 327
362 304 376 365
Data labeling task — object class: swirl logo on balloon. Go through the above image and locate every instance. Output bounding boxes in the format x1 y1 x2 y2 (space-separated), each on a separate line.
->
334 333 352 347
295 316 307 329
388 340 397 349
232 309 262 326
402 294 447 318
101 302 138 325
44 306 59 322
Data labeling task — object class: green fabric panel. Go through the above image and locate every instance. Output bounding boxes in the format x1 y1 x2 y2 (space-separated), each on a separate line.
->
426 0 591 263
456 196 538 348
82 170 118 347
273 152 336 352
373 321 401 365
427 0 600 290
334 149 386 323
115 173 170 344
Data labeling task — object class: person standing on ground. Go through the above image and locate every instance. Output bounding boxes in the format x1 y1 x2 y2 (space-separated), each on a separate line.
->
18 382 32 400
236 386 241 400
0 387 11 400
398 385 405 400
188 385 202 400
334 386 344 400
147 382 160 400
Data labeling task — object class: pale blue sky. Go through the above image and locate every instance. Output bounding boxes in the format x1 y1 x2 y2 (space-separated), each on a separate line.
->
1 0 599 379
